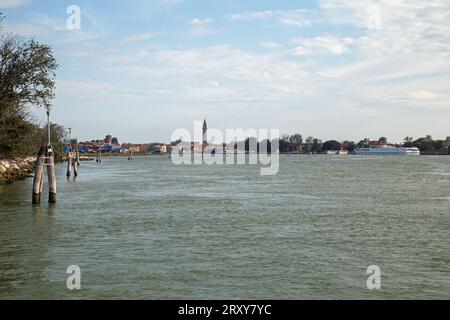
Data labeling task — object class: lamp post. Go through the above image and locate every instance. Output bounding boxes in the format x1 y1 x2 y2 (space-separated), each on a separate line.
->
68 128 72 151
44 104 53 156
46 106 52 146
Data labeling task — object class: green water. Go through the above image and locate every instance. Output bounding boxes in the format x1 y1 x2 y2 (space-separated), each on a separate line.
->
0 155 449 299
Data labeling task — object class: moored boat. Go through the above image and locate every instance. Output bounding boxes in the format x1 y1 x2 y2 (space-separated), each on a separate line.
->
355 147 420 155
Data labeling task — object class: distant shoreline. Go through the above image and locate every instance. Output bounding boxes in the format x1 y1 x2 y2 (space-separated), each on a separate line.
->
70 152 450 160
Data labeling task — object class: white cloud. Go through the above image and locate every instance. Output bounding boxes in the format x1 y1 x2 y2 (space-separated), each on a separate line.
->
158 0 182 4
32 13 66 31
188 18 214 26
410 90 438 100
186 26 218 38
123 33 156 43
291 36 354 55
227 10 274 21
227 9 313 27
260 41 282 49
1 23 48 36
207 80 219 88
0 0 30 8
320 0 450 55
17 12 105 42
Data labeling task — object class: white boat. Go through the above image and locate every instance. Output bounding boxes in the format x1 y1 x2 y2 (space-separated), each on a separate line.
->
355 147 420 155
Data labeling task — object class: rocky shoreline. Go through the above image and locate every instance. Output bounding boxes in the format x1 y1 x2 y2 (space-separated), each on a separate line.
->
0 157 36 185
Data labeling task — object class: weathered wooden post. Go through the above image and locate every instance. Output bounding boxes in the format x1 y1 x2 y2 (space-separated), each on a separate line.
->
66 155 72 177
32 105 57 204
73 155 78 177
96 150 102 162
32 146 46 205
47 151 57 204
76 146 80 166
32 145 57 204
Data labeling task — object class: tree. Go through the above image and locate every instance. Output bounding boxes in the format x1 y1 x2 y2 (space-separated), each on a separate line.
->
379 137 388 145
0 19 58 157
404 136 413 143
304 136 322 153
289 133 303 153
322 140 341 151
342 141 356 153
412 137 435 152
305 136 314 145
244 137 258 153
357 138 370 148
311 138 323 154
403 136 414 147
433 140 445 152
279 135 291 153
0 35 57 112
445 137 450 154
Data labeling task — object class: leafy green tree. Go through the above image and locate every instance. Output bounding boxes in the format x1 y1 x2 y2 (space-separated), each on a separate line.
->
342 141 356 153
413 137 435 152
0 35 57 112
433 140 445 152
311 138 323 154
379 137 388 145
279 135 291 153
322 140 341 151
0 16 58 157
357 138 370 148
289 133 303 153
403 136 414 147
305 136 314 145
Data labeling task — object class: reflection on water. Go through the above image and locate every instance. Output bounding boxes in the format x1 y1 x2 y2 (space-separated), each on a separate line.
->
32 205 57 217
0 155 449 299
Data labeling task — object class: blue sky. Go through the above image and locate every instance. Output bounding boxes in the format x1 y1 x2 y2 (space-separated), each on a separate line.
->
1 0 449 143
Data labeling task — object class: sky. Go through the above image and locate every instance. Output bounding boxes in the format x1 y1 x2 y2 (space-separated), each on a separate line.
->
1 0 449 143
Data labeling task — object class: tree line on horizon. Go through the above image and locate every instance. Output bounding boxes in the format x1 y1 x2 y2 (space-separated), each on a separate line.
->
273 134 450 154
226 134 450 154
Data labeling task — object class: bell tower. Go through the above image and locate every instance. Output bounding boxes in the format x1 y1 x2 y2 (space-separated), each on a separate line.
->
202 119 208 154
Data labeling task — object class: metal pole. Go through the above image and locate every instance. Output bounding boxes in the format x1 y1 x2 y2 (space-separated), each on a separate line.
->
47 111 51 146
68 128 72 151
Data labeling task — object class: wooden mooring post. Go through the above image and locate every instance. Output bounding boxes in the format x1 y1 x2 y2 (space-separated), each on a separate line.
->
66 155 72 177
66 150 80 178
73 156 78 177
96 150 102 162
47 154 56 204
32 145 57 205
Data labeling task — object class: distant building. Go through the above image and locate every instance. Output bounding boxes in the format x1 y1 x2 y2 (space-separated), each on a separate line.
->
105 135 113 144
369 140 385 147
149 144 168 154
130 145 140 153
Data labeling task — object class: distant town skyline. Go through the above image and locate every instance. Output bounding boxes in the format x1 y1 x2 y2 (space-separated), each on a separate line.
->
2 0 450 143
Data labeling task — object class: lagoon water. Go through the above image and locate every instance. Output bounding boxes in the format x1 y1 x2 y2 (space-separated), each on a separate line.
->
0 155 449 299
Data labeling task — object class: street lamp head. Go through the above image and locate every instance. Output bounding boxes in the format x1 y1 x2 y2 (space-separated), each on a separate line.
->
44 104 53 115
